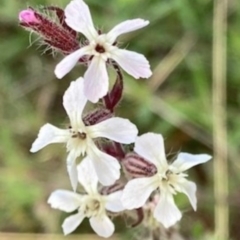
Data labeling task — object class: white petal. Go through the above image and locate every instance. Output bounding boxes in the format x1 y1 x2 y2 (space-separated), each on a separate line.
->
121 176 158 209
62 212 85 235
171 153 212 172
88 117 138 144
84 56 108 103
67 164 78 192
88 145 120 186
153 191 182 228
54 47 89 79
134 133 168 170
63 77 87 124
105 190 125 212
77 157 98 194
90 215 114 238
179 180 197 211
48 190 82 212
65 0 98 40
30 123 68 152
107 19 149 43
111 49 152 79
66 151 78 192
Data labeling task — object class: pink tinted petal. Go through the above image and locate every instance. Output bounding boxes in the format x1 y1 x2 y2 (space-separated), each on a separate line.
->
62 212 85 235
63 78 87 123
105 190 125 212
47 190 82 212
121 176 158 209
54 47 89 79
111 49 152 79
88 117 138 144
84 56 109 103
65 0 97 39
19 9 40 23
134 133 168 170
172 153 212 172
179 180 197 211
107 19 149 43
77 157 98 194
88 145 120 186
30 123 69 153
90 215 115 238
153 191 182 228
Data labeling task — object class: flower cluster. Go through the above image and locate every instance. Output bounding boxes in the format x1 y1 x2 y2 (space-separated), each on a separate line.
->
19 0 212 238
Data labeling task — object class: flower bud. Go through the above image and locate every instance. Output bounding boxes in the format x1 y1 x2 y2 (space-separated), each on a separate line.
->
19 7 80 55
122 152 157 178
100 181 124 195
83 108 113 126
100 141 125 160
19 9 40 24
103 65 123 112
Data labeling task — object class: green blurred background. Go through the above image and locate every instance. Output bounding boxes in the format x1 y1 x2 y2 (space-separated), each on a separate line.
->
0 0 239 239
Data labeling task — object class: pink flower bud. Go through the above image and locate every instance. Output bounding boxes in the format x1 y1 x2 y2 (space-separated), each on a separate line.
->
19 9 40 24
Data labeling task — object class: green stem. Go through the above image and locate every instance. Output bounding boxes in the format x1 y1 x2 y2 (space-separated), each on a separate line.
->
212 0 229 239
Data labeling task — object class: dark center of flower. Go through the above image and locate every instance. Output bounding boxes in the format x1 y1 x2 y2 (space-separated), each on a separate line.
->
95 44 105 53
162 170 171 182
78 132 87 139
71 131 86 139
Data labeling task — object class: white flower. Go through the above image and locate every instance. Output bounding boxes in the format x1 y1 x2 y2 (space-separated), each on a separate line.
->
30 78 138 190
121 133 211 228
54 0 152 103
48 159 125 238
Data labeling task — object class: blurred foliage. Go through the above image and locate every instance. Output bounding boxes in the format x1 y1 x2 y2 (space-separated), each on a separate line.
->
0 0 239 239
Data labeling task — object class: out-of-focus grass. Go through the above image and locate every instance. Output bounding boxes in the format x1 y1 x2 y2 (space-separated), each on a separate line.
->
0 0 239 239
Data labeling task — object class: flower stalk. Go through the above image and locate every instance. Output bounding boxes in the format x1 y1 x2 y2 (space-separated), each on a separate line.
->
213 0 229 238
18 0 213 238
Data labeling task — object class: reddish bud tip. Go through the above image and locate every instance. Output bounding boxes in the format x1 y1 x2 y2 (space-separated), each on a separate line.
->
19 9 40 24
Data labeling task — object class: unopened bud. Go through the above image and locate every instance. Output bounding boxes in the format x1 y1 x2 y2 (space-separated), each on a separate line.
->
19 9 40 24
122 153 157 178
100 181 125 195
83 108 113 126
19 7 80 55
103 63 123 112
100 141 125 160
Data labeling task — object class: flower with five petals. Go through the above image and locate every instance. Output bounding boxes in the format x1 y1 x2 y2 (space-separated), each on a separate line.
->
55 0 152 103
121 133 211 228
48 159 125 238
30 78 138 190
